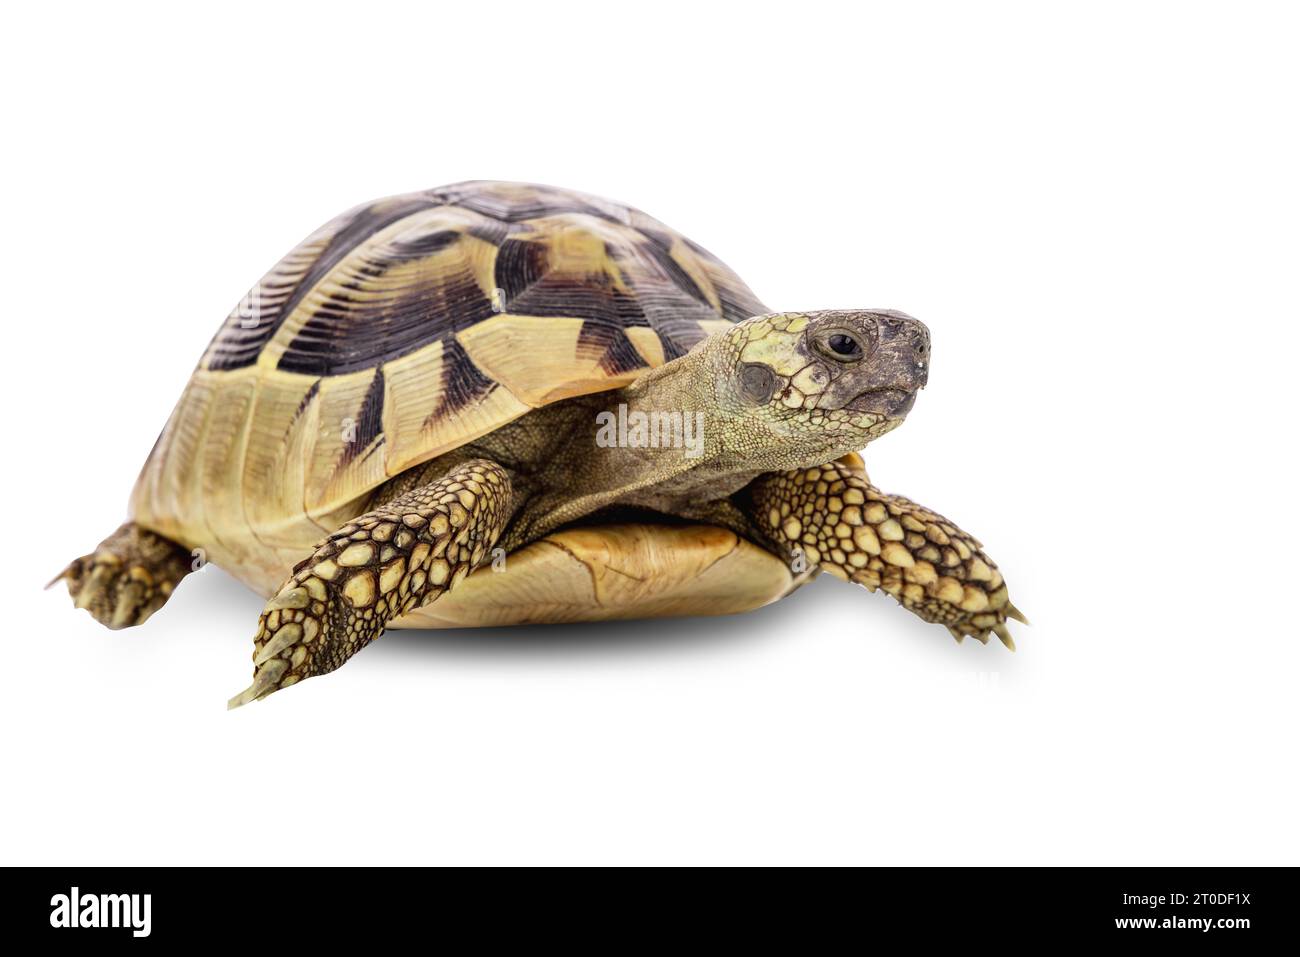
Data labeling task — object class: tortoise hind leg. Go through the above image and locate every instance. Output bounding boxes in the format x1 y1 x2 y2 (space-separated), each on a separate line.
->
228 459 513 708
51 522 193 629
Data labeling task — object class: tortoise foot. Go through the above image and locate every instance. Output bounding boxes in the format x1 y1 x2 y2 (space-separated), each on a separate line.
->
51 522 192 629
747 458 1027 651
228 459 513 708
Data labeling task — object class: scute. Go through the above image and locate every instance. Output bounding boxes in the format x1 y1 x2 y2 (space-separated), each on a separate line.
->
132 182 768 590
390 523 801 629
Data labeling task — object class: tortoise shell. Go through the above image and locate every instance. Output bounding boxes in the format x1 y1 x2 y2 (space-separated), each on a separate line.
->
130 182 770 590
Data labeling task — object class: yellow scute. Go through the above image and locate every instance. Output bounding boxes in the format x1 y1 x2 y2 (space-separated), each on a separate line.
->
393 523 797 628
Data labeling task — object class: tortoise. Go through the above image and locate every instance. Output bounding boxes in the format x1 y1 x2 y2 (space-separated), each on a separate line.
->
52 181 1024 707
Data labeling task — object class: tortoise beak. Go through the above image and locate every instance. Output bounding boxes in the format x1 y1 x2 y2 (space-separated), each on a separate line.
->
844 387 918 418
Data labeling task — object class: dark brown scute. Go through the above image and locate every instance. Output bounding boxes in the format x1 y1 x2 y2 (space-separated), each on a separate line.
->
206 195 440 372
291 378 321 423
493 238 550 304
502 266 648 326
431 339 498 419
387 229 461 259
715 279 768 323
608 238 720 359
339 366 386 467
577 321 650 376
637 233 712 308
277 245 496 376
465 218 517 246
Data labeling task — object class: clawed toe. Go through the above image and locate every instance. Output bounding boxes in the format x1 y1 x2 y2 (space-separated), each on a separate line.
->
227 582 329 708
53 524 192 630
52 553 174 629
946 604 1028 650
227 659 290 710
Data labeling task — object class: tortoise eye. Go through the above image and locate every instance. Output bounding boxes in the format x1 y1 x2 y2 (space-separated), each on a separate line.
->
825 333 863 359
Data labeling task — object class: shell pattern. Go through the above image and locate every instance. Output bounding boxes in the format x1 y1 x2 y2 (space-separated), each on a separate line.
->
130 181 769 588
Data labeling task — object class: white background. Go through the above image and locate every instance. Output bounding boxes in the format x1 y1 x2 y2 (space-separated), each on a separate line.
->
2 1 1296 865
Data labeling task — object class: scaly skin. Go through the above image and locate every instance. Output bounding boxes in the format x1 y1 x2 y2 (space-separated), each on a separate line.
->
51 522 192 629
228 460 512 707
746 458 1025 646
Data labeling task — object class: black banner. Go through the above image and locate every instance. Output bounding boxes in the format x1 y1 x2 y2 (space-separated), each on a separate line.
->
4 867 1294 946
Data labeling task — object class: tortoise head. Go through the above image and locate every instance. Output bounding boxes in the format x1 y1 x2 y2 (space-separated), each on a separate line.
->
701 309 930 466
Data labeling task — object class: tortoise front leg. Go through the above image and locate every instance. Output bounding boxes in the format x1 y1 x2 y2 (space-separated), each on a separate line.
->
744 457 1025 647
228 459 513 707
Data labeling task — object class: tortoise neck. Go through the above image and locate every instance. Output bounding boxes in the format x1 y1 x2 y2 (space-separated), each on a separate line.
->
584 355 782 509
589 354 717 483
500 351 768 545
